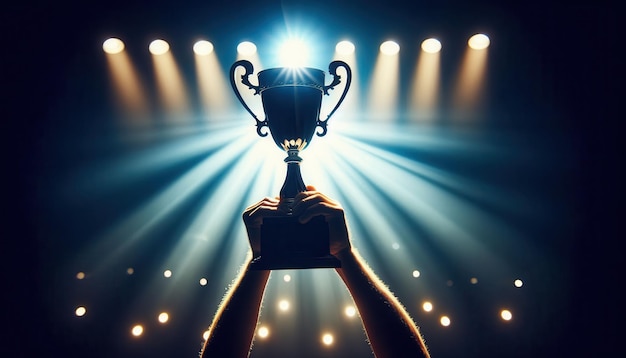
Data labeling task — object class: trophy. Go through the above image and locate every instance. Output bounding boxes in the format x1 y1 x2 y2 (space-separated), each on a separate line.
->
230 60 352 270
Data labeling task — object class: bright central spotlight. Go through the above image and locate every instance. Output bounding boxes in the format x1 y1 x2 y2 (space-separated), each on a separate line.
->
103 37 125 54
421 38 442 53
237 41 257 56
468 33 490 50
336 40 355 55
193 40 214 56
149 39 170 55
278 38 309 67
380 40 400 55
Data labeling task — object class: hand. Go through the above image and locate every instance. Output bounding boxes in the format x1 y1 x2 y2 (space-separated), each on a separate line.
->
292 185 351 256
242 196 281 257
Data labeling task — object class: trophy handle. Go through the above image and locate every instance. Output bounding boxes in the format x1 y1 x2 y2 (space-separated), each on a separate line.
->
230 60 269 137
317 60 352 137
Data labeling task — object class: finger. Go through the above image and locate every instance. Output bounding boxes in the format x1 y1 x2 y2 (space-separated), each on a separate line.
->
243 197 279 215
298 201 343 224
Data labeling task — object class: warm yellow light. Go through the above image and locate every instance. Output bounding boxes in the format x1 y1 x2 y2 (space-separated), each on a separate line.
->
501 309 513 321
440 315 451 326
468 34 490 50
421 38 441 53
202 330 210 341
422 301 433 312
158 312 169 323
103 37 125 54
470 277 478 284
380 40 400 55
149 39 170 55
131 324 144 337
76 272 85 280
278 299 290 312
237 41 257 56
322 333 334 345
336 40 355 55
344 306 357 317
193 40 214 56
75 306 87 317
257 326 269 338
126 267 134 275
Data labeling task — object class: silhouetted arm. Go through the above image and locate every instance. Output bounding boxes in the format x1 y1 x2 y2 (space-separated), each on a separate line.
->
200 197 279 358
293 187 430 358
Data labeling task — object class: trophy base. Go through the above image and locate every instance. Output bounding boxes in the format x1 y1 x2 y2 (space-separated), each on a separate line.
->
249 215 341 270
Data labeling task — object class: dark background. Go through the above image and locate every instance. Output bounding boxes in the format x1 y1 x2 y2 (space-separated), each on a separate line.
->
3 0 620 357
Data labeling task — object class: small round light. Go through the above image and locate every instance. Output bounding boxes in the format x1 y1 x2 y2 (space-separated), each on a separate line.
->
421 38 442 53
237 41 257 56
514 279 523 288
158 312 169 323
127 267 134 275
345 306 356 317
470 277 478 284
322 333 334 345
199 278 208 286
468 34 490 50
412 270 421 278
283 274 291 282
131 324 144 337
257 326 269 338
501 309 513 321
163 269 172 278
422 301 433 312
149 39 170 55
103 38 125 54
440 315 451 326
392 243 400 250
193 40 214 56
380 40 400 55
202 330 210 341
76 272 85 280
75 306 87 317
278 300 290 312
335 40 355 55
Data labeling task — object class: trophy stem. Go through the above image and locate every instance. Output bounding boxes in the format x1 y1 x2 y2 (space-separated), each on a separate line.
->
279 149 306 213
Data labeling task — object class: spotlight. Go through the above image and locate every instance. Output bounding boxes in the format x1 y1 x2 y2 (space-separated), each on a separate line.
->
149 39 170 55
379 40 400 55
321 333 334 346
257 326 269 338
103 37 125 54
237 41 257 56
468 34 490 50
278 38 309 67
131 324 144 337
75 306 87 317
500 309 513 321
193 40 214 56
158 312 169 323
335 40 355 55
421 38 442 53
440 316 451 326
422 301 433 312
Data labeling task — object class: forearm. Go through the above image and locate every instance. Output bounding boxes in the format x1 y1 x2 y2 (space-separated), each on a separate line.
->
201 260 270 358
335 248 430 358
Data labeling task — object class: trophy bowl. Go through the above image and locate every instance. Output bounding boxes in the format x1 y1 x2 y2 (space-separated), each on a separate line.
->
230 60 351 270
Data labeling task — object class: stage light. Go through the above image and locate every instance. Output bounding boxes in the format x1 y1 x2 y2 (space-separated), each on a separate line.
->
237 41 257 56
412 270 421 278
500 309 512 321
344 306 356 317
422 301 433 312
322 333 334 345
199 277 208 286
131 324 144 337
468 33 490 50
149 39 170 55
283 274 291 282
75 306 86 317
335 40 355 55
103 37 125 54
278 38 309 67
514 279 523 287
380 40 400 55
440 316 451 326
257 326 269 338
193 40 214 56
202 330 210 341
158 312 169 323
421 38 441 53
278 299 290 312
163 269 172 278
76 272 85 280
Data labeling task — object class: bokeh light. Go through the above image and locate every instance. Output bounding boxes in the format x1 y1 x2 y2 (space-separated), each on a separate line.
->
131 324 144 337
75 306 87 317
